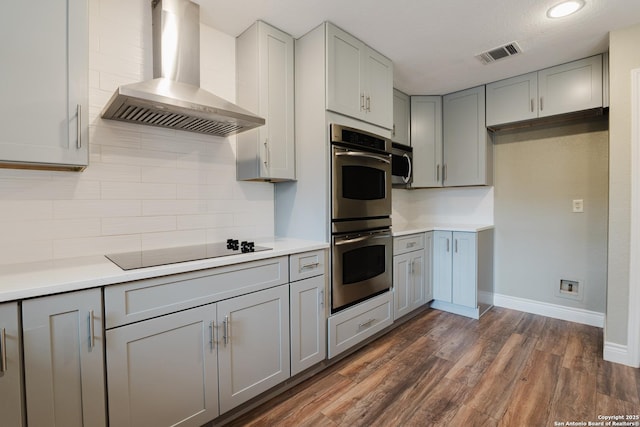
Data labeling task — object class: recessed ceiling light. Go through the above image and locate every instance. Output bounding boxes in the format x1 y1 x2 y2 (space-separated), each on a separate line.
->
547 0 585 18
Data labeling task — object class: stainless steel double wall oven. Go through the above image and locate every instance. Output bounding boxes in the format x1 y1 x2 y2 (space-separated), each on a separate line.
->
330 124 393 313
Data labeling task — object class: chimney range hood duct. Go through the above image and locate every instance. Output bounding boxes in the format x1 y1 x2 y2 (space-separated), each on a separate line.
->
101 0 265 137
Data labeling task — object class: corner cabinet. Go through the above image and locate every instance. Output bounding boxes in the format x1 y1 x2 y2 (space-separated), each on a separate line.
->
0 0 89 171
392 89 410 145
431 229 494 319
236 21 295 182
0 302 24 427
442 86 492 187
411 96 443 187
326 23 393 129
486 55 604 127
22 289 106 427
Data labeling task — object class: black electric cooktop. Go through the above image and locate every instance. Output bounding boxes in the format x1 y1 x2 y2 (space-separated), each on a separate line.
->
105 240 271 270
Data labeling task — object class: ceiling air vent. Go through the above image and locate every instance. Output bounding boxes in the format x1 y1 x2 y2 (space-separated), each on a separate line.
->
476 41 522 65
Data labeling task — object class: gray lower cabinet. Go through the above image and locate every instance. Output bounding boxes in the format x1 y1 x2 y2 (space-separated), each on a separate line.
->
217 284 290 414
290 275 326 375
22 288 106 427
393 233 427 319
106 304 219 427
0 302 24 427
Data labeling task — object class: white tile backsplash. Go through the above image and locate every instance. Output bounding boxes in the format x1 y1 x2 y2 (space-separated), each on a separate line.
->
0 0 275 265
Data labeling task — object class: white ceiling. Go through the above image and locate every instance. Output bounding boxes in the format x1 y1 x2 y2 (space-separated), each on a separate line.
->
194 0 640 95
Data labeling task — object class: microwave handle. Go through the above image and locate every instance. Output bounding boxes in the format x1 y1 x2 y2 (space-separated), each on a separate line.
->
403 153 412 183
334 151 391 165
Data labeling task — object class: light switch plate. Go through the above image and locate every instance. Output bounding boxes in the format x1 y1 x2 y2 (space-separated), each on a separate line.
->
572 199 584 213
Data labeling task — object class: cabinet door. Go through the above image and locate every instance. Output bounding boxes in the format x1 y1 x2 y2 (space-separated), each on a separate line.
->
326 24 365 121
290 275 326 376
393 251 412 319
364 48 393 129
538 55 603 117
217 284 290 414
106 304 219 427
0 0 88 170
424 231 434 302
452 232 478 308
410 251 426 309
443 86 487 186
0 302 24 427
236 21 295 181
393 89 410 145
486 72 538 126
22 289 105 427
432 231 453 303
411 96 443 187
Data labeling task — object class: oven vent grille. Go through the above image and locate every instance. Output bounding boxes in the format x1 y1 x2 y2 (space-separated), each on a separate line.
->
476 41 522 65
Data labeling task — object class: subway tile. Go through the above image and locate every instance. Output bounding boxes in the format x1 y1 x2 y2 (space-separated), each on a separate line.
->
176 213 234 230
140 230 207 251
54 234 142 259
102 216 176 236
0 241 53 265
142 199 208 216
0 219 101 243
177 184 234 200
0 201 54 221
54 200 142 219
101 182 176 200
141 166 201 185
100 145 177 168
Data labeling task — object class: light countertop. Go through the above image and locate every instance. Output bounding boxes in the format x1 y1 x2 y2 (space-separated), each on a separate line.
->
392 222 494 237
0 238 328 303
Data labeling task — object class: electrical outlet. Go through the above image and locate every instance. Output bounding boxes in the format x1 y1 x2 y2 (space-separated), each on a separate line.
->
572 199 584 213
560 279 579 295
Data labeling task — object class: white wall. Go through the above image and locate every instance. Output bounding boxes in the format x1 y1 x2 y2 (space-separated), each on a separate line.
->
0 0 274 266
493 119 609 314
392 187 494 226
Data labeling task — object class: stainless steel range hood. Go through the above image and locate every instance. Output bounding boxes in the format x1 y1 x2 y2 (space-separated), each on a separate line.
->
101 0 264 137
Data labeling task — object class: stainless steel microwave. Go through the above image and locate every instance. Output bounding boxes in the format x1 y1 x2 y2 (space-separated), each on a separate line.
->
391 142 412 188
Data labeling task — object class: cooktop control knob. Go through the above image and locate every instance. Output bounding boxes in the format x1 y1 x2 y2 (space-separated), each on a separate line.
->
226 239 239 250
241 241 255 253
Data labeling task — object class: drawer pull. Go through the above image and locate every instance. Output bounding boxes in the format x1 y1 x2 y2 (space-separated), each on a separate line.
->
209 321 215 350
300 262 320 271
406 242 416 248
0 327 6 372
358 318 375 329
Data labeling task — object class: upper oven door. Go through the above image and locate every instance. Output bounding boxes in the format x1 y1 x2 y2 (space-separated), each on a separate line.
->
332 145 392 221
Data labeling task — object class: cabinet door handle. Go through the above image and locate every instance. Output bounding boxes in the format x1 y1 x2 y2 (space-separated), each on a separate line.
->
0 327 6 373
392 124 396 137
223 315 229 346
319 289 324 308
209 321 215 350
76 104 82 149
301 262 320 271
540 97 544 111
263 139 269 167
361 93 365 111
446 238 450 253
88 310 95 350
436 164 440 182
358 318 375 329
455 239 458 253
531 98 534 113
366 95 371 112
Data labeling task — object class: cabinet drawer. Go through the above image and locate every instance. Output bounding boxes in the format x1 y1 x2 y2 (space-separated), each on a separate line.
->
105 256 288 328
290 250 326 282
328 291 393 358
393 233 425 255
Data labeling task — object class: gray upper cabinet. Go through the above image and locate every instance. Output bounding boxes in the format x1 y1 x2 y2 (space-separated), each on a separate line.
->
443 86 491 187
486 55 603 127
0 302 24 427
22 289 106 427
392 89 410 145
411 96 443 187
0 0 88 171
237 21 295 182
326 23 393 129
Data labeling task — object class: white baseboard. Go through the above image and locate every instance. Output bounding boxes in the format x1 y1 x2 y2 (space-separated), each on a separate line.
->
603 341 636 366
493 293 605 328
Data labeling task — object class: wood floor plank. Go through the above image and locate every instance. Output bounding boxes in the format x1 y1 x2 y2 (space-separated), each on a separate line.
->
499 350 562 426
466 333 538 419
547 367 597 423
218 308 620 427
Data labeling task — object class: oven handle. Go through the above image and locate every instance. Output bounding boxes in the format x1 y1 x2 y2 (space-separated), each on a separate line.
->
334 231 390 246
334 150 391 165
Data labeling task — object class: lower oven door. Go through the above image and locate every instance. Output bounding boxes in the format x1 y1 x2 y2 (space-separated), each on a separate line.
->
331 228 392 312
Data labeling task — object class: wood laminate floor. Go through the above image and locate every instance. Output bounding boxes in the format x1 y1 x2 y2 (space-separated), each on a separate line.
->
224 307 640 427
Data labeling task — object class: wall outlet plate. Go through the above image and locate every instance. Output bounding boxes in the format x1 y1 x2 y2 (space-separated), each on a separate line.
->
557 277 584 301
572 199 584 213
